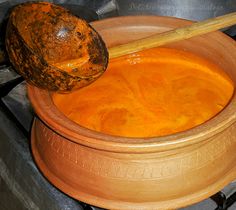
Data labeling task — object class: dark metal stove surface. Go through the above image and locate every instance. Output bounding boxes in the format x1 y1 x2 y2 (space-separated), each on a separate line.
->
1 1 236 210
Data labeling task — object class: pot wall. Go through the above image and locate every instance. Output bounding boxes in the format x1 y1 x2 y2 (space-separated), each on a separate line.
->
32 118 236 209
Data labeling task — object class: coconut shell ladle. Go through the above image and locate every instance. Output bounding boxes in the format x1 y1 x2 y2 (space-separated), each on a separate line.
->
5 2 236 92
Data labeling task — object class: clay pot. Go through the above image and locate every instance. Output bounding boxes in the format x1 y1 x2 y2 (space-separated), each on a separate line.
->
28 16 236 210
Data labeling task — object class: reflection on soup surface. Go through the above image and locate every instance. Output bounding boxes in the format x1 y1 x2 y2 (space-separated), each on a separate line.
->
53 48 234 137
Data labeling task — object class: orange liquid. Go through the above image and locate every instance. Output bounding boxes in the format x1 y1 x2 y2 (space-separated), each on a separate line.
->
53 48 234 137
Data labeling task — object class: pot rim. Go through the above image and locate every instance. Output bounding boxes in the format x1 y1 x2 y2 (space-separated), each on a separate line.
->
27 15 236 153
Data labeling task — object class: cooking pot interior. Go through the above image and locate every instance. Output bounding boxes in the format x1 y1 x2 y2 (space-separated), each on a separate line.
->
40 16 236 146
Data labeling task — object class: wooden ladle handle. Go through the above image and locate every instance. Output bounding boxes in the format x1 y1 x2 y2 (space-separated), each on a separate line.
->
108 12 236 59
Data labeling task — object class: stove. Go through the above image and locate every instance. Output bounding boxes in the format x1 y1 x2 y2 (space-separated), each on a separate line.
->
1 1 236 210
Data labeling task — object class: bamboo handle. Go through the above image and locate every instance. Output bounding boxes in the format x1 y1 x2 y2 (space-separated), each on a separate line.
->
108 12 236 59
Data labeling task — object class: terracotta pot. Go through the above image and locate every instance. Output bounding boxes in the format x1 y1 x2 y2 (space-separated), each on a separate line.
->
28 16 236 210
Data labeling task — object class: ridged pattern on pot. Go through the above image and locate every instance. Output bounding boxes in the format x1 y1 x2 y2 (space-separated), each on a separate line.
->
35 118 236 182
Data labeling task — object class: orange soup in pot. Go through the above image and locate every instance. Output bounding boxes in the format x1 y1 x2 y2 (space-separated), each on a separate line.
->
52 48 234 138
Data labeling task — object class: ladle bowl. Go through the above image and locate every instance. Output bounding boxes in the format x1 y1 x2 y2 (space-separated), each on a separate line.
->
5 2 108 92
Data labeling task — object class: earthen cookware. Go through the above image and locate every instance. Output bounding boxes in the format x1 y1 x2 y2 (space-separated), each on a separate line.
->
28 16 236 210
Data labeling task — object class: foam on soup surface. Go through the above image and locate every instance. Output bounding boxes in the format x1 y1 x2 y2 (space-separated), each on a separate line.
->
53 48 234 137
